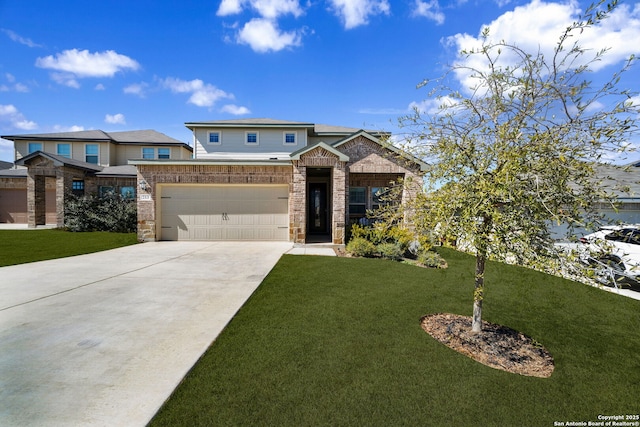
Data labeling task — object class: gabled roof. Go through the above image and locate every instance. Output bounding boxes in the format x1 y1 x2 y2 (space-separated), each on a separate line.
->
1 129 192 151
290 141 350 161
0 160 13 170
332 130 429 171
14 151 104 172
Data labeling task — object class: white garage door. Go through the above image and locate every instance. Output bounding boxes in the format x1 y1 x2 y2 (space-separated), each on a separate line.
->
159 185 289 241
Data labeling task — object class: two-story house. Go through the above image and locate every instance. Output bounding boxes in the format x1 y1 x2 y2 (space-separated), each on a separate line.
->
0 130 192 225
131 118 427 244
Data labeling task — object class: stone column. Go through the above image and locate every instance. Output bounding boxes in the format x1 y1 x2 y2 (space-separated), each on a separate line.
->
27 173 46 227
332 162 347 244
291 162 306 243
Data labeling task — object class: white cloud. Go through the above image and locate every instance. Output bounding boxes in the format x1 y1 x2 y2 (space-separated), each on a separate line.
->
51 125 85 133
221 104 251 115
327 0 390 29
445 0 640 92
105 113 126 124
161 77 233 107
412 0 444 25
1 73 29 92
35 49 140 87
123 82 148 97
217 0 303 18
237 18 302 52
1 29 42 48
95 83 106 90
409 96 459 115
0 104 38 130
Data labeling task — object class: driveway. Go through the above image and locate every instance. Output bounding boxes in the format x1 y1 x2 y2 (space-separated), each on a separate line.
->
0 241 292 426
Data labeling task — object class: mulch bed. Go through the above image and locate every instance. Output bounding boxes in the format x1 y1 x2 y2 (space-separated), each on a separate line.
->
421 313 554 378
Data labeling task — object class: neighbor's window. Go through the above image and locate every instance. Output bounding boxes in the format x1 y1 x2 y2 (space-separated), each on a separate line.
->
28 142 42 154
120 186 135 199
57 143 71 158
85 144 99 164
142 148 155 159
349 187 366 216
246 132 258 145
208 132 221 144
284 132 297 144
158 148 170 159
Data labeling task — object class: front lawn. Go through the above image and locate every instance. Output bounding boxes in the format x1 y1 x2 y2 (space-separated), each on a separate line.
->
150 248 640 426
0 229 138 266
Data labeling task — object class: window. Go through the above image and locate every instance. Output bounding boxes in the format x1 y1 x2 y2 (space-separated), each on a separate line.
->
28 143 42 154
158 148 170 159
245 131 259 145
85 144 99 164
72 180 84 196
142 148 155 159
284 132 297 145
371 187 385 211
99 186 115 198
349 187 367 216
120 186 135 199
57 143 71 158
208 132 221 144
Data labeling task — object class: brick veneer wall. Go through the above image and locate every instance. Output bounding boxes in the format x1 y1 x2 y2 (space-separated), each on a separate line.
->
136 164 293 241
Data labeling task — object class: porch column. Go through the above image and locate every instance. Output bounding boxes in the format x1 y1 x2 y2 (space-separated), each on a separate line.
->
27 173 46 227
55 168 71 228
331 162 347 244
291 162 306 243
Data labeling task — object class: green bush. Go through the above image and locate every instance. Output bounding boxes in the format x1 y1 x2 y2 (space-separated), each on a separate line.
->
418 250 448 269
65 193 137 233
377 243 404 261
346 237 376 258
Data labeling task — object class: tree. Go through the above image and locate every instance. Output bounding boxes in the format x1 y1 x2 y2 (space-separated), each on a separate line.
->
399 0 639 332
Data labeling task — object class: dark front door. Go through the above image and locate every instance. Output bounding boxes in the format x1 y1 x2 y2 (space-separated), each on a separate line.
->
308 183 328 234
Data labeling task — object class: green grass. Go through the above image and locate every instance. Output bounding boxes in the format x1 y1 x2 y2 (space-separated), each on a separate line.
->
0 229 138 266
150 248 640 427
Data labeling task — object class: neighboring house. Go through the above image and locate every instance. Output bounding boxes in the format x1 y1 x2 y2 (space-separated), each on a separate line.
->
0 130 192 226
131 118 427 244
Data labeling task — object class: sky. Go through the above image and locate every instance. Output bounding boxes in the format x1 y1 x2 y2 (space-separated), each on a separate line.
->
1 0 640 163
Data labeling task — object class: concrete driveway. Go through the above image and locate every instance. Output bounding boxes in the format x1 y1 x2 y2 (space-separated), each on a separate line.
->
0 241 292 426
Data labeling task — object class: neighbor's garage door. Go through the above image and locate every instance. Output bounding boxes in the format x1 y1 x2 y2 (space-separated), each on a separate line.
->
0 189 56 224
159 185 289 241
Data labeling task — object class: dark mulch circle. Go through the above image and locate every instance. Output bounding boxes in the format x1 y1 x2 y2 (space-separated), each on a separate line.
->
421 313 554 378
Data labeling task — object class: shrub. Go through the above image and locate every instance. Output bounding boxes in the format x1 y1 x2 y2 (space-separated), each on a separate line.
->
346 237 376 258
418 250 448 269
65 193 137 233
377 242 404 261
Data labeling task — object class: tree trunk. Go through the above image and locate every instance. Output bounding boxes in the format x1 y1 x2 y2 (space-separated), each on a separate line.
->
472 250 486 333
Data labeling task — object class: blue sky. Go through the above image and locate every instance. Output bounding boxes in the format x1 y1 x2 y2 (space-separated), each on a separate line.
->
1 0 640 162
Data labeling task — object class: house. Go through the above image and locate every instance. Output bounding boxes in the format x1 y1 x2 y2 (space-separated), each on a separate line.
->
1 119 427 243
132 118 427 244
0 130 192 226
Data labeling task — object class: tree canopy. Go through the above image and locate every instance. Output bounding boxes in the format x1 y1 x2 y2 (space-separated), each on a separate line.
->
398 0 639 332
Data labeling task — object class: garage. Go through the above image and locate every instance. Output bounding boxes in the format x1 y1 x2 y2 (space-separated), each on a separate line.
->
0 188 56 224
159 184 289 241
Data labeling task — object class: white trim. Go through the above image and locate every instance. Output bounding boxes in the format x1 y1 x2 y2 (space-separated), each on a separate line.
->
283 131 297 146
207 131 222 145
245 131 259 145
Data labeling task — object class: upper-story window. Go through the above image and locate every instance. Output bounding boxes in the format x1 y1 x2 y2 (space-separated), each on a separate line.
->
245 131 259 145
28 142 42 154
142 148 155 159
284 132 297 145
57 143 71 158
85 144 99 164
158 148 170 159
208 132 221 145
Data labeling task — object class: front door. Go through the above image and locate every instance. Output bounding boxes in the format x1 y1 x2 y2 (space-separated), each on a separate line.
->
308 182 328 234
